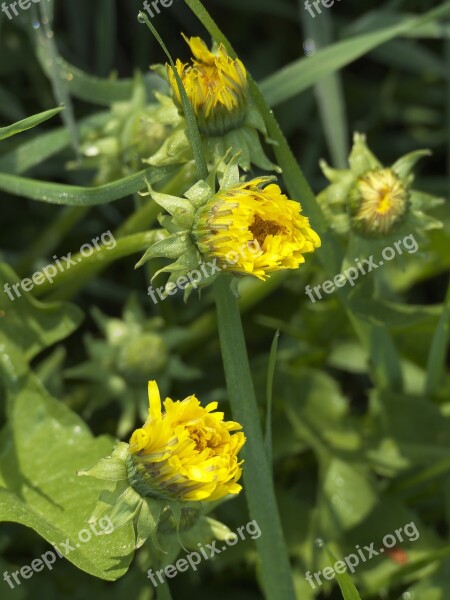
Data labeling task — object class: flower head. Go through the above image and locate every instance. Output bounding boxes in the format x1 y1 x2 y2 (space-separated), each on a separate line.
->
349 168 409 237
168 35 248 137
193 178 321 279
136 157 321 296
317 132 443 240
127 381 245 502
146 36 277 171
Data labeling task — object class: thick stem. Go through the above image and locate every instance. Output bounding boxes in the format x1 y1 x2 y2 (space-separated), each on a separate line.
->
213 275 295 600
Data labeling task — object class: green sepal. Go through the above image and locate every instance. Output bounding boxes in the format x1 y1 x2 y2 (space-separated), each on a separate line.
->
145 126 191 167
78 442 129 481
135 232 192 268
216 153 241 190
180 516 235 550
392 149 432 181
157 214 182 234
244 99 269 134
77 458 127 481
184 179 214 207
236 127 280 172
165 503 186 551
152 91 182 125
203 127 278 172
410 190 445 212
149 187 196 229
136 498 162 549
319 159 350 184
109 486 144 529
348 132 382 175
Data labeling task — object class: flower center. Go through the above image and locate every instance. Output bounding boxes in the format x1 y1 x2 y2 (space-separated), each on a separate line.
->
188 426 210 452
249 214 286 247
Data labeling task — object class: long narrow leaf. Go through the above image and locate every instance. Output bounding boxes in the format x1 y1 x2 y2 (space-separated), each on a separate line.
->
0 165 177 206
0 107 63 142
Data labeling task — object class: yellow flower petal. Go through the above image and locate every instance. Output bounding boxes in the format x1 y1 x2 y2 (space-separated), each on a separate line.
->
147 380 162 423
194 178 321 279
128 381 245 502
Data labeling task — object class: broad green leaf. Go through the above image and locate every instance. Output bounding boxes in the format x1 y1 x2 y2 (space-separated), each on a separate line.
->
0 164 177 206
0 301 135 580
322 460 378 531
370 392 450 473
0 368 135 580
402 560 450 600
284 368 361 455
0 263 83 360
342 494 440 594
0 107 63 143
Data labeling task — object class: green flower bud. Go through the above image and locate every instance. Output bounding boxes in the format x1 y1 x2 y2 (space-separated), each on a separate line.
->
117 333 168 384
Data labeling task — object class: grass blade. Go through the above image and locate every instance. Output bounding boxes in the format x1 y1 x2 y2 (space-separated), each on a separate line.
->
0 107 63 142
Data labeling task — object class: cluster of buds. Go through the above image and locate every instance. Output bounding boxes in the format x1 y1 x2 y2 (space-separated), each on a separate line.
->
72 76 170 185
66 297 199 436
81 30 442 567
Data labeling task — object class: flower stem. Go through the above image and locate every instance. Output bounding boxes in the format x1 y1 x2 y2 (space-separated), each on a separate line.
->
32 230 162 299
157 581 173 600
213 274 295 600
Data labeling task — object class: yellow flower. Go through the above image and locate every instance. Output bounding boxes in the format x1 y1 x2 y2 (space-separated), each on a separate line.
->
193 177 321 280
349 168 409 237
167 34 248 136
128 381 245 502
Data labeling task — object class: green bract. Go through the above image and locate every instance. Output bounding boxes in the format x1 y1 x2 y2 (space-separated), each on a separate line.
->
79 442 238 554
143 67 279 173
65 296 199 436
135 157 241 300
317 132 444 240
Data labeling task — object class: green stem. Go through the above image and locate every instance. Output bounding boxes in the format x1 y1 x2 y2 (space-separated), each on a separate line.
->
179 271 287 353
213 275 295 600
31 167 194 302
157 580 173 600
32 230 161 299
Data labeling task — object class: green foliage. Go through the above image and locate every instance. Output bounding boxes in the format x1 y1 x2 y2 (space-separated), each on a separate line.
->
1 0 450 599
